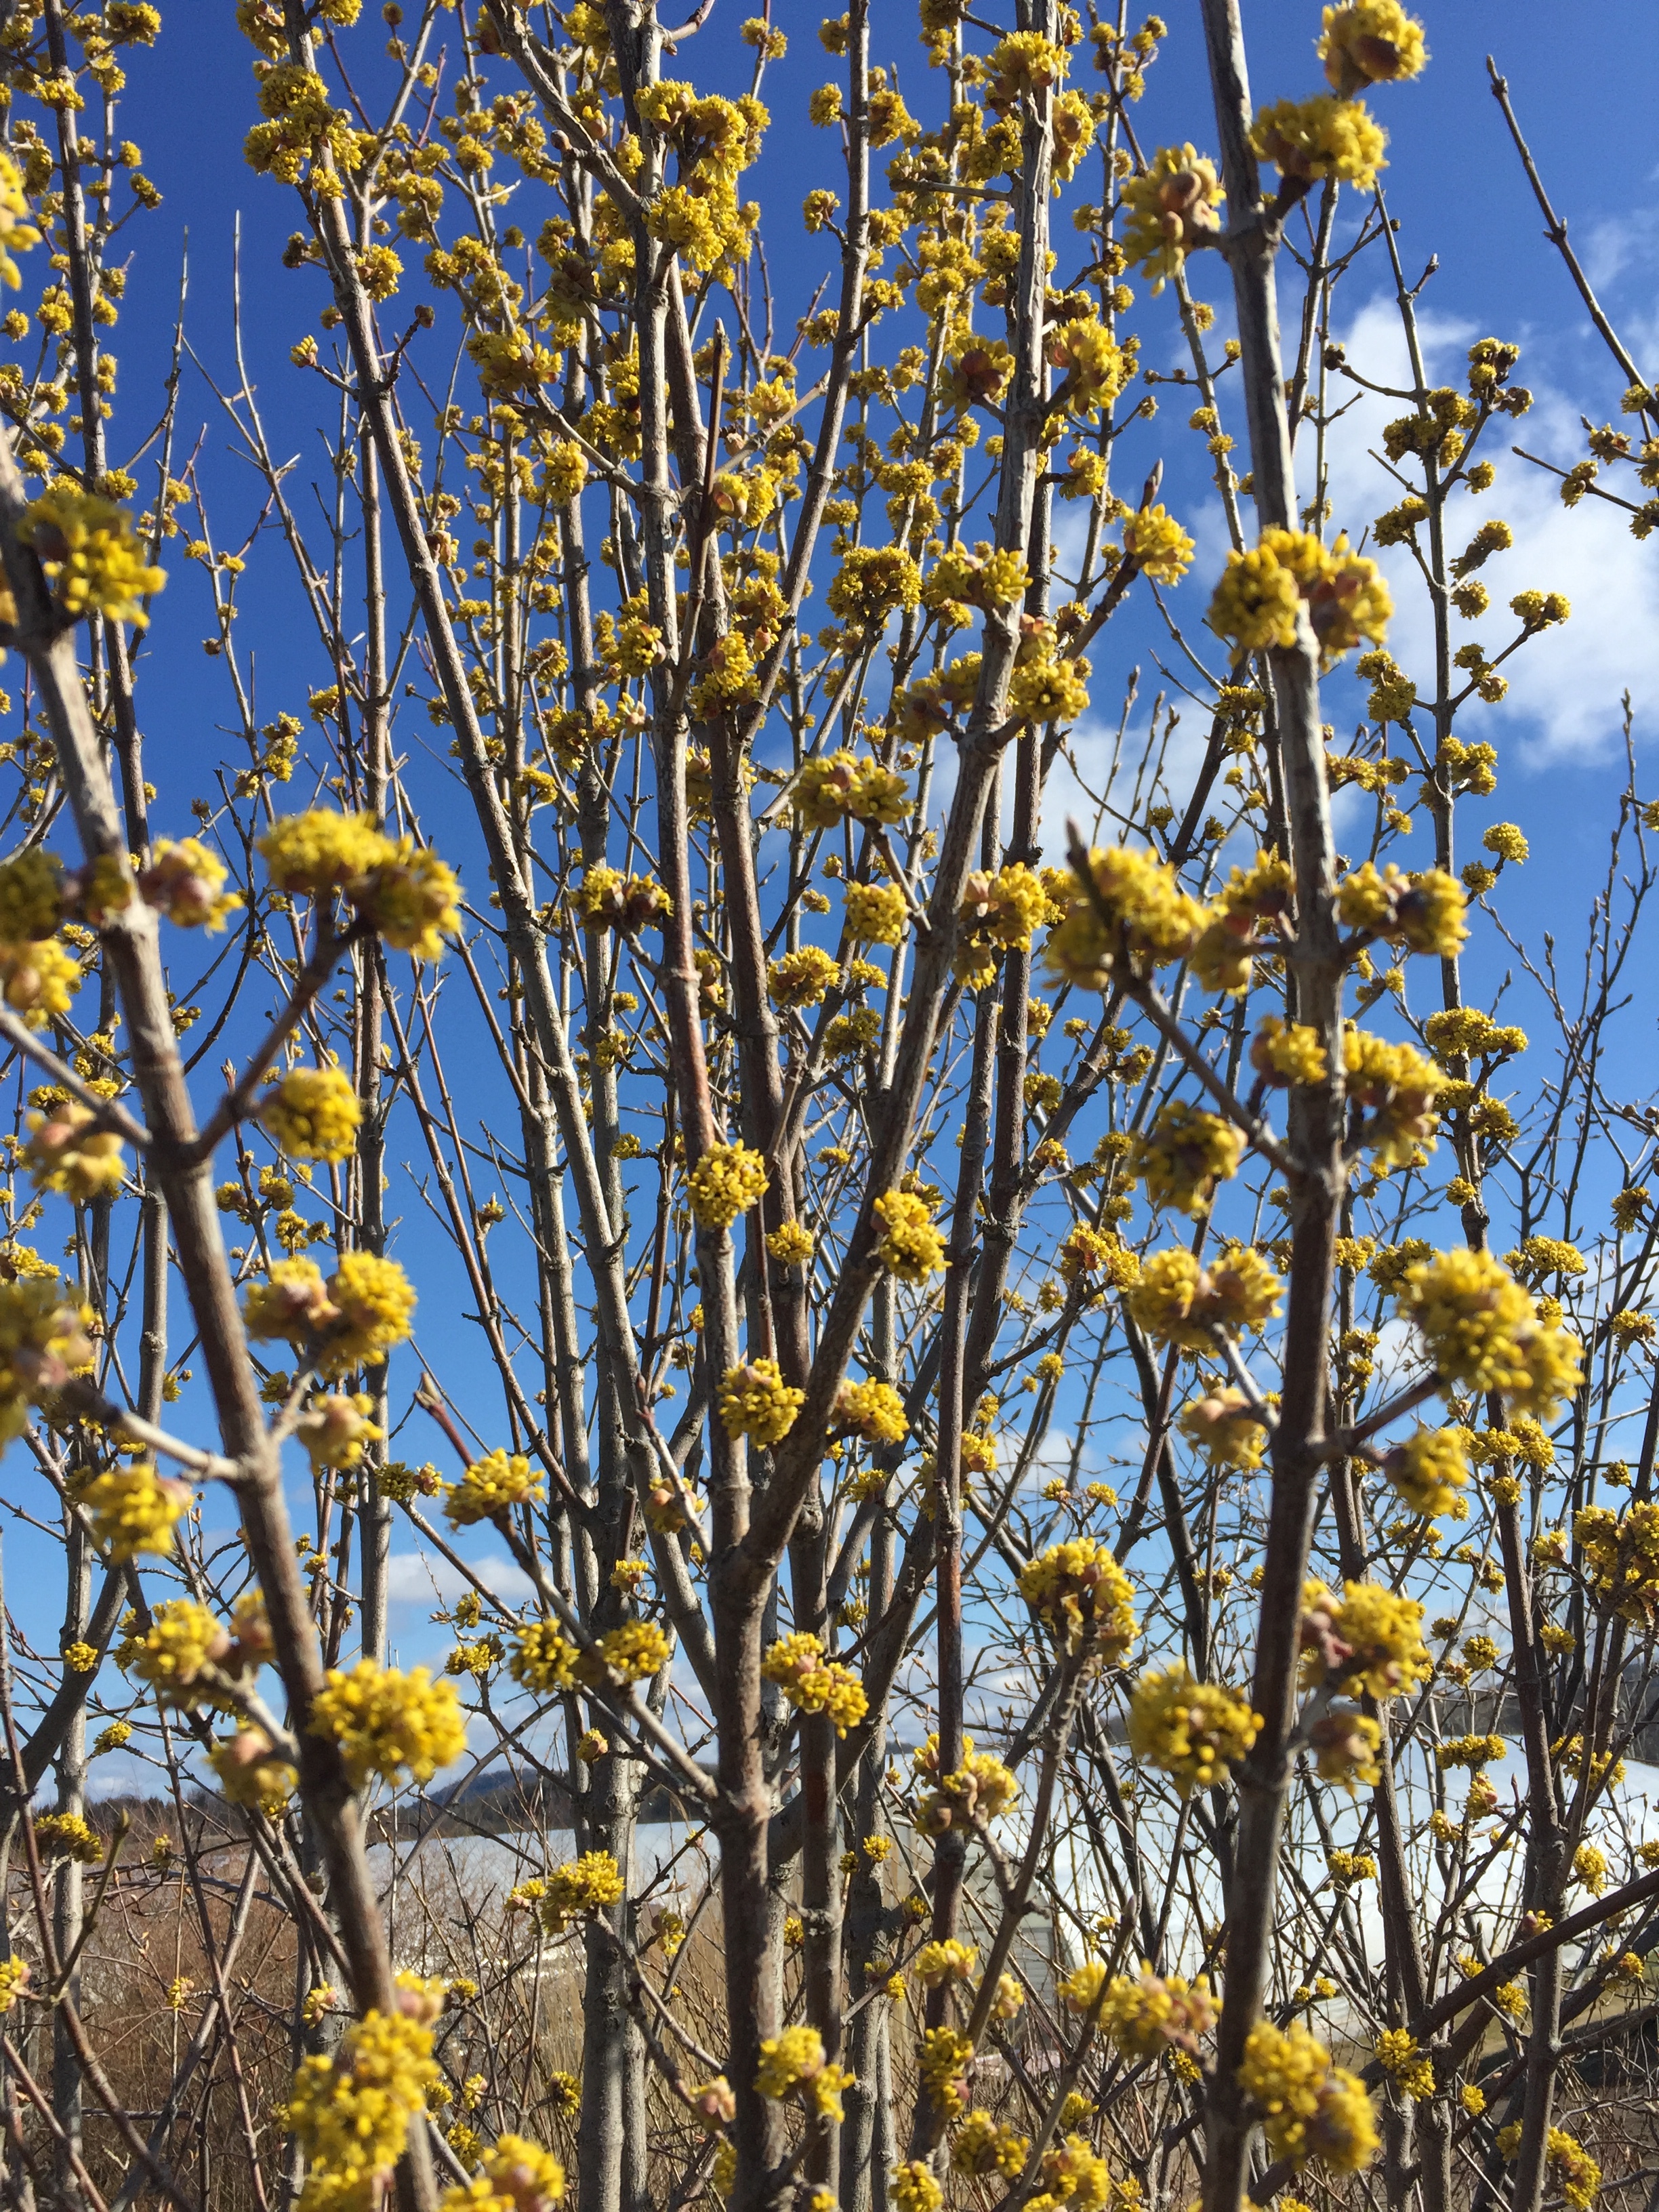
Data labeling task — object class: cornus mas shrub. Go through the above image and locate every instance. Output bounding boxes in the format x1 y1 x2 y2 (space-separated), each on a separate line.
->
0 3 1656 2212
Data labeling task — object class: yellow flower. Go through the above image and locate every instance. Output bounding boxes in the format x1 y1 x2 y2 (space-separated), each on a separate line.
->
1336 861 1467 957
1122 503 1196 583
1574 1501 1659 1628
760 1631 867 1735
1017 1539 1137 1660
832 1378 907 1444
1126 1244 1282 1347
286 2010 438 2212
890 2163 943 2212
445 1448 544 1528
0 1275 94 1437
1208 528 1390 666
873 1189 945 1282
844 881 907 944
352 838 461 960
1130 1101 1244 1216
24 1104 125 1203
210 1727 298 1814
0 151 40 288
581 1620 672 1685
765 1220 815 1267
1381 1425 1469 1518
79 1461 192 1561
1120 144 1227 288
1396 1248 1582 1416
308 1660 466 1788
718 1357 804 1445
1317 2 1427 96
539 1851 626 1933
688 1142 769 1231
18 486 165 626
1300 1580 1430 1699
117 1597 228 1701
768 945 840 1008
1374 2029 1435 2102
260 1063 362 1162
32 1811 104 1865
508 1622 579 1694
258 809 389 899
1044 844 1208 989
1128 1665 1261 1793
1179 1389 1267 1471
1343 1029 1442 1168
0 937 81 1028
245 1251 417 1380
574 865 670 935
139 838 242 930
1099 1964 1218 2059
1238 2022 1378 2173
1250 94 1387 190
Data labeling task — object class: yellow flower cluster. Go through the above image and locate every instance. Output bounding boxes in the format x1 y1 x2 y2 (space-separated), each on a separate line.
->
687 1142 769 1231
954 863 1049 986
1300 1580 1430 1698
438 2138 565 2212
295 1393 380 1475
1374 2029 1435 2102
792 750 911 830
1395 1248 1582 1416
1044 844 1208 990
952 2110 1030 2179
508 1621 579 1695
1206 529 1390 665
111 1598 203 1718
79 1461 192 1561
832 1378 907 1443
1343 1030 1442 1169
874 1189 945 1282
445 1448 544 1528
1250 95 1387 190
1238 2021 1378 2173
1309 1707 1383 1790
765 1220 815 1267
308 1660 466 1788
768 945 841 1009
914 1939 977 1987
244 1251 417 1380
1098 1965 1218 2060
1057 1223 1141 1293
575 865 671 935
844 881 907 945
18 487 165 628
0 150 40 289
1127 1665 1262 1793
1574 1501 1659 1628
581 1620 672 1685
257 812 459 961
1130 1101 1245 1216
1318 2 1427 96
913 1742 1019 1832
23 1104 125 1204
1179 1388 1267 1471
140 838 242 930
211 1727 298 1816
891 2165 943 2212
1127 1245 1283 1348
1380 1425 1469 1519
0 1275 94 1439
1123 504 1197 583
285 2009 439 2212
539 1851 625 1933
1017 1539 1138 1661
1336 861 1468 958
717 1357 804 1445
33 1812 104 1865
260 1063 362 1163
918 2025 975 2118
760 1631 868 1736
754 2024 854 2121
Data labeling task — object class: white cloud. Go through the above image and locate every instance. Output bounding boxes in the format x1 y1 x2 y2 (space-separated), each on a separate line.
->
1323 297 1659 764
384 1547 533 1609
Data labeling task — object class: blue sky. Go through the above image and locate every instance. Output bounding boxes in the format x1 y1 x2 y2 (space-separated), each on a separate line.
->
12 0 1659 1785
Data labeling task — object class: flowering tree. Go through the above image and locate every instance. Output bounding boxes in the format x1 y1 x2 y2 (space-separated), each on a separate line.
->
0 5 1656 2212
